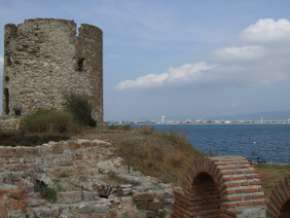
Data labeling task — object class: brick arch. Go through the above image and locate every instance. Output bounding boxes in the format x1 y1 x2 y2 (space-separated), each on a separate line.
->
190 171 221 217
172 156 265 218
267 175 290 218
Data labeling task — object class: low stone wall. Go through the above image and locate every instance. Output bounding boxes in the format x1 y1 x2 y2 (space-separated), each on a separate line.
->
0 139 173 217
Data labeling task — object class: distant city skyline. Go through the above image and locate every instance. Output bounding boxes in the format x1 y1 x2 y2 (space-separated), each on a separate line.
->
112 116 290 126
0 0 290 121
111 109 290 123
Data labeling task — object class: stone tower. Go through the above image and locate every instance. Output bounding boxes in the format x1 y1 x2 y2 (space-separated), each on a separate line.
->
3 18 103 123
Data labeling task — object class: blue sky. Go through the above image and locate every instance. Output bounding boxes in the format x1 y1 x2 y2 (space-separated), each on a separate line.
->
1 0 290 121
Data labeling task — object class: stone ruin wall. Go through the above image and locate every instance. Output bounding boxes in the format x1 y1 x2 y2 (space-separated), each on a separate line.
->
3 18 103 123
0 139 173 217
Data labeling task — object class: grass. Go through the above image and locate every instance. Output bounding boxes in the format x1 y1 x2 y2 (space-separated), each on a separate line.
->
0 132 69 146
107 124 132 131
0 109 78 146
81 125 203 185
80 125 290 191
255 164 290 197
20 109 77 134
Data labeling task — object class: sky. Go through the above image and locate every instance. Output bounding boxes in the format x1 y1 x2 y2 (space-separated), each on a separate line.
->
0 0 290 121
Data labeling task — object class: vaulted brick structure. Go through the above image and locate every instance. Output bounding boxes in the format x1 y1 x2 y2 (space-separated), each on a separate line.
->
172 156 266 218
267 175 290 218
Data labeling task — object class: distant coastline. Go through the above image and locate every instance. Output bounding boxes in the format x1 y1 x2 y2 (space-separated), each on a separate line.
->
111 120 290 126
152 123 290 126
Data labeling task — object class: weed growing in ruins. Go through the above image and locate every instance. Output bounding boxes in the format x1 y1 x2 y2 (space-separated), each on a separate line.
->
118 140 136 173
0 132 69 146
34 180 57 203
20 109 77 134
40 186 57 203
139 125 154 135
108 124 131 130
64 93 96 127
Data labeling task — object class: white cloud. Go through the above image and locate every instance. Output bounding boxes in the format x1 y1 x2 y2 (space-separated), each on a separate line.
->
213 46 266 62
116 18 290 91
116 62 213 90
242 18 290 44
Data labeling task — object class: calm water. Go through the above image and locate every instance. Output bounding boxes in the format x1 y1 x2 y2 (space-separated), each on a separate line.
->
153 124 290 164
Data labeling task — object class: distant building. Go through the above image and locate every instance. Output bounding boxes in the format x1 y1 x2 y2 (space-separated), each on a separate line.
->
183 119 192 124
161 115 166 124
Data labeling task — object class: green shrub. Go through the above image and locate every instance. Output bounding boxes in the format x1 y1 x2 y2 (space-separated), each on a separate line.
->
34 180 57 203
0 133 69 146
40 186 57 203
140 125 154 135
107 124 119 130
64 93 96 127
108 124 131 130
20 109 76 134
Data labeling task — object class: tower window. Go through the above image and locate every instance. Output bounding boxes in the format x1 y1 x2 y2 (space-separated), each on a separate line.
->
77 58 85 71
4 88 10 114
6 55 12 66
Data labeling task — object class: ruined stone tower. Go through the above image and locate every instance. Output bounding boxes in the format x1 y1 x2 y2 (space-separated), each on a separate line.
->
3 18 103 123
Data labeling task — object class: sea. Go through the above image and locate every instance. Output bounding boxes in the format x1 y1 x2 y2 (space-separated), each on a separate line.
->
153 124 290 164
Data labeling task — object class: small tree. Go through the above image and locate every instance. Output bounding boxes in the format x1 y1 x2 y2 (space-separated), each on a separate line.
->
64 93 96 127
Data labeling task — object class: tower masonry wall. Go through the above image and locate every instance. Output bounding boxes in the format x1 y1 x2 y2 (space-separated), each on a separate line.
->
3 18 103 123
